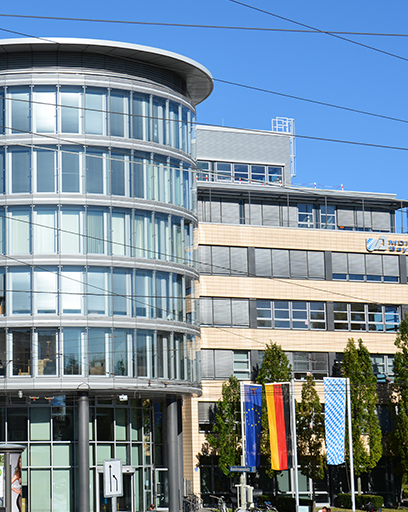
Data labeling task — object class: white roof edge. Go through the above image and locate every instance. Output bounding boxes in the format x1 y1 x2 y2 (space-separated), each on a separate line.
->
0 37 214 105
196 124 291 136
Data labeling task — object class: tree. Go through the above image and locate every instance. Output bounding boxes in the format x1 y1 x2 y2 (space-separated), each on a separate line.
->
342 338 382 486
206 375 242 476
256 342 292 477
392 316 408 479
296 374 326 497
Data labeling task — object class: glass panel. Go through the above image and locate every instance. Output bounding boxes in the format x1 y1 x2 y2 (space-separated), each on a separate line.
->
53 445 71 466
35 209 56 254
112 270 128 316
31 469 51 512
61 269 83 314
112 330 128 376
111 153 125 196
36 149 55 192
53 406 74 441
136 330 151 377
61 209 81 254
10 87 30 134
87 270 107 314
63 329 82 375
131 407 142 441
7 407 28 441
35 270 57 314
53 469 71 512
155 272 169 320
110 90 128 137
10 209 31 254
135 270 152 318
152 97 165 144
61 148 80 193
60 87 81 133
11 149 30 193
33 89 55 133
97 407 114 441
30 408 51 440
132 93 149 140
169 101 180 148
31 445 51 466
87 210 104 254
274 301 290 328
85 89 105 135
116 408 128 441
10 271 31 315
112 212 126 256
37 331 57 375
88 329 106 375
86 150 104 194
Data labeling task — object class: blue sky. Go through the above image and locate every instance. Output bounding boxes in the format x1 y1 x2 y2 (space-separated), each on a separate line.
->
1 0 407 197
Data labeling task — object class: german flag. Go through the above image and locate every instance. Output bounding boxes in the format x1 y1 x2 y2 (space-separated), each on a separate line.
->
265 383 293 470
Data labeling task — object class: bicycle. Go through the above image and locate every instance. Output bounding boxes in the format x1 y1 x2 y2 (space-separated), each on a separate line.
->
210 495 228 512
184 494 203 512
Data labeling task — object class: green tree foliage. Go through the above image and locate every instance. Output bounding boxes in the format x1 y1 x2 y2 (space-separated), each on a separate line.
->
256 342 292 477
342 338 382 476
206 375 242 476
392 316 408 476
296 374 326 489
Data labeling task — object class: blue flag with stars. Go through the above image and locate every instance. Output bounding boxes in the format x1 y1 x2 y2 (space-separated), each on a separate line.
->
245 384 262 467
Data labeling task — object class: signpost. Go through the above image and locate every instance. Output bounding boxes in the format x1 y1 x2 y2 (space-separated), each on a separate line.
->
103 459 123 511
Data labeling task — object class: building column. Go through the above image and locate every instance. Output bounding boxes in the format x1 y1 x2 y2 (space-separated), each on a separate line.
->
167 396 181 512
78 391 90 512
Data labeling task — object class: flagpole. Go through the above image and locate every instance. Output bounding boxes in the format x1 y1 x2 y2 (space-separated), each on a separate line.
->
291 379 299 512
346 378 356 512
240 381 247 510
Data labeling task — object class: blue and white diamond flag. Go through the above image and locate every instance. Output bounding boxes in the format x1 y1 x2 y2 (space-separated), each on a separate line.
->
324 377 346 465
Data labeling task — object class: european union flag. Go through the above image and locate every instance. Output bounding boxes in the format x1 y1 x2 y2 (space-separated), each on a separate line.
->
244 384 262 467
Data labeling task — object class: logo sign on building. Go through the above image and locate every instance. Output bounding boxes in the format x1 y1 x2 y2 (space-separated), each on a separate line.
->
366 235 408 253
103 459 123 498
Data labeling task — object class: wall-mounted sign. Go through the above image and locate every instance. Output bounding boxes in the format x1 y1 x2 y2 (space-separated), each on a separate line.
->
366 235 408 253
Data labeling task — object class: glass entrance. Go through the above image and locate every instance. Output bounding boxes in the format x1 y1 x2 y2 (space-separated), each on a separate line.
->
97 469 134 512
155 469 168 510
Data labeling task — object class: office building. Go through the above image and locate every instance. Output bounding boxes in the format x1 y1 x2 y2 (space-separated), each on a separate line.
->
192 123 407 506
0 37 212 512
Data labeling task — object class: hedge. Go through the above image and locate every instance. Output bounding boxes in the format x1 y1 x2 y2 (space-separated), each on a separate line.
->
336 493 384 510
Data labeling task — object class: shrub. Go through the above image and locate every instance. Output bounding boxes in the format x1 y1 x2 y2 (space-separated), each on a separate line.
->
335 493 384 510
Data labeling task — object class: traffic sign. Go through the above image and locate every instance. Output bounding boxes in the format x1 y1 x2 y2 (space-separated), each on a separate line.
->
103 459 123 497
229 466 256 473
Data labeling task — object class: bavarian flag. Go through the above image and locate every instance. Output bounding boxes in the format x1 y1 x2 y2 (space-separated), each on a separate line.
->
265 383 293 470
244 384 262 467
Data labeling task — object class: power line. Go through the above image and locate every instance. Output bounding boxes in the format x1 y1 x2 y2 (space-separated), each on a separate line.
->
0 12 407 38
228 0 408 63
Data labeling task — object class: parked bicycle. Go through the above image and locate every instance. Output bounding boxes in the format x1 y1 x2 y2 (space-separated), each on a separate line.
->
183 494 203 512
210 495 229 512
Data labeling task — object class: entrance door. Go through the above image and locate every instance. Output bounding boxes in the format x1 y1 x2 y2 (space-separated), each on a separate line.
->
97 468 134 512
155 469 168 510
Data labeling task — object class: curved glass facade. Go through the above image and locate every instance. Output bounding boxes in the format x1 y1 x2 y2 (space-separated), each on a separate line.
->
0 38 212 512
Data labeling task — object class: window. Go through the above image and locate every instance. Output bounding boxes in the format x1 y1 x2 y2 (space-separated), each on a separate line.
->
111 329 128 376
320 205 336 229
233 350 250 379
33 87 56 133
36 149 56 192
60 268 83 314
60 209 82 254
298 204 314 228
85 88 105 135
88 329 107 375
111 153 126 196
34 269 57 314
34 209 57 254
112 270 129 316
87 269 108 315
86 150 105 194
332 253 400 282
291 352 328 379
268 166 283 184
10 269 31 315
87 210 105 254
334 303 400 332
234 164 248 182
256 300 326 330
251 165 265 183
10 149 30 193
198 402 217 432
111 212 126 256
216 162 232 182
199 298 249 327
110 89 129 138
152 97 166 145
9 87 30 134
12 329 31 376
37 330 57 376
370 354 394 381
10 208 31 254
132 93 150 141
61 147 81 193
60 87 82 133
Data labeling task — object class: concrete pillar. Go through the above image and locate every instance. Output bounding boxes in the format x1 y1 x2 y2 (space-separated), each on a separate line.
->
78 392 90 512
167 396 180 512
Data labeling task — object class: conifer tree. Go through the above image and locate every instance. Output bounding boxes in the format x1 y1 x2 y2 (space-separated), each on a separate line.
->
342 338 382 481
296 374 326 497
206 375 242 476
